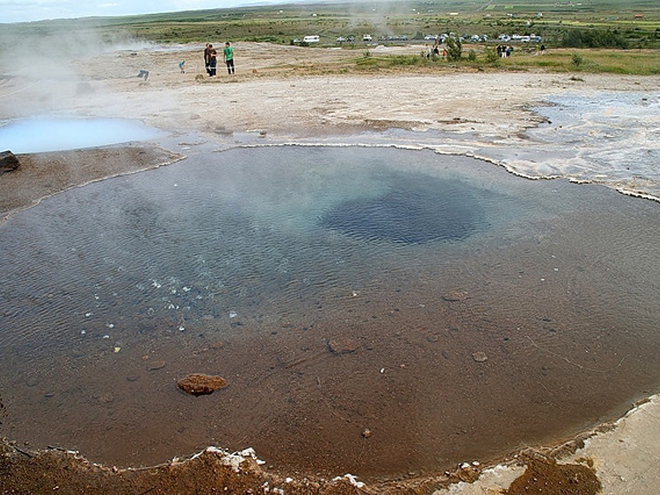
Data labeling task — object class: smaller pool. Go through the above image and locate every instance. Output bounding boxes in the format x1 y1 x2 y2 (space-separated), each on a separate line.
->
0 117 164 153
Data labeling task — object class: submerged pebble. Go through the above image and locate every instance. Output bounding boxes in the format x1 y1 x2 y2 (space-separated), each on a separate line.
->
472 352 488 363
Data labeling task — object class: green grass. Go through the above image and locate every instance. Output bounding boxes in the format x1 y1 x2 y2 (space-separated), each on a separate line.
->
498 48 660 75
2 0 660 76
345 47 660 77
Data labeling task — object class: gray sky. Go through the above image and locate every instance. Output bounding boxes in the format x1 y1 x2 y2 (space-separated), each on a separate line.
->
0 0 298 24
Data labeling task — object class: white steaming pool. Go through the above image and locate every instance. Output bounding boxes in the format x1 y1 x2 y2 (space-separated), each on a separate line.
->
0 117 164 153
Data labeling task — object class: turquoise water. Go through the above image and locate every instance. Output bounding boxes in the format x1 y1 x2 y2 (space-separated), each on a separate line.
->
0 117 164 153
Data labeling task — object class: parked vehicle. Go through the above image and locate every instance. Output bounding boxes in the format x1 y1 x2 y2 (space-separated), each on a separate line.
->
363 34 372 41
303 35 320 43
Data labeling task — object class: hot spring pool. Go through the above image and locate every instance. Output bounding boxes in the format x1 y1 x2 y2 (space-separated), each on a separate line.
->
0 117 164 153
1 145 660 478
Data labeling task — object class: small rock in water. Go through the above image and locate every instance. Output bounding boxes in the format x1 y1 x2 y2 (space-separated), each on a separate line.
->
147 360 167 371
177 373 228 396
97 393 114 404
443 290 469 302
209 340 226 350
472 351 488 363
328 336 358 354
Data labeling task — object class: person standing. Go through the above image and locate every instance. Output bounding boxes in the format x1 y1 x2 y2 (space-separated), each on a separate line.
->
223 42 235 75
209 48 217 76
204 43 212 75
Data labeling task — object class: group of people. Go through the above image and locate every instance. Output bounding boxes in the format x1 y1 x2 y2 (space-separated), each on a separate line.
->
496 45 513 58
424 43 447 59
204 42 235 76
496 43 546 58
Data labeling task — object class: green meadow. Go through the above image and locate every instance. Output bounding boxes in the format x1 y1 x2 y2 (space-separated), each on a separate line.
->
2 0 659 75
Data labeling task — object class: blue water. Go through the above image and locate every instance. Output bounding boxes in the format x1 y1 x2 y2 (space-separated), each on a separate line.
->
0 117 164 153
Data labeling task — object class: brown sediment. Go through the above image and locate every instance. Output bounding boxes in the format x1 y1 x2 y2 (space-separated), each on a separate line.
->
504 457 601 495
0 433 608 494
0 146 184 220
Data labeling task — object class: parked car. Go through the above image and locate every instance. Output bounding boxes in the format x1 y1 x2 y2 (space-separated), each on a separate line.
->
363 34 372 42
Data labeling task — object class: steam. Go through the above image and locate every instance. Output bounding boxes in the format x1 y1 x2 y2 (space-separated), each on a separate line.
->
0 22 174 152
0 23 153 121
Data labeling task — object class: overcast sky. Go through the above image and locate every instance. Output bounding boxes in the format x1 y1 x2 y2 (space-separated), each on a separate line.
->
0 0 298 24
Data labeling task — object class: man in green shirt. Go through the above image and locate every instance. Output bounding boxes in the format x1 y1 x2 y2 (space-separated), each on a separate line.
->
223 42 235 75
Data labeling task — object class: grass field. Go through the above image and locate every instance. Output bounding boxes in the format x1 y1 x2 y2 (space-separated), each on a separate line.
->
1 0 659 76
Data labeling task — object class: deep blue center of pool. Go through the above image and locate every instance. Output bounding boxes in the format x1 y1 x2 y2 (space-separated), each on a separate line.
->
320 173 486 244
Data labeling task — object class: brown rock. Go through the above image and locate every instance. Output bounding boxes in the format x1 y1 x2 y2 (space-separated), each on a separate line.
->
443 290 468 302
472 352 488 363
147 360 166 371
328 336 358 354
177 373 228 396
0 151 20 174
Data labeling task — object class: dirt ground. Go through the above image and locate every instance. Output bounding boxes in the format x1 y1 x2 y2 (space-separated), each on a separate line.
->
1 41 660 493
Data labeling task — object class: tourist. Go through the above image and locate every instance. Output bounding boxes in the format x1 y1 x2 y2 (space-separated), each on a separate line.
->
209 48 217 76
178 61 185 73
223 42 235 75
204 43 212 75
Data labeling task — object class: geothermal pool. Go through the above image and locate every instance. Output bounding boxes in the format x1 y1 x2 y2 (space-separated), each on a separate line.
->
0 117 164 153
1 146 660 477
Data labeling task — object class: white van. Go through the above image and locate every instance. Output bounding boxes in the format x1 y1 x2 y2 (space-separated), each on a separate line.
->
362 34 372 42
303 35 320 43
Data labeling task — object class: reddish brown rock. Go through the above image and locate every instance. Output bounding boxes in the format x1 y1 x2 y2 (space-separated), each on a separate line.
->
328 336 358 354
177 373 228 396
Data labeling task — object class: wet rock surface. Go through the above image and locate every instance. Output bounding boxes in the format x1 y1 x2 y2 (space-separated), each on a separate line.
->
0 150 20 174
177 374 228 396
327 336 358 354
443 290 469 302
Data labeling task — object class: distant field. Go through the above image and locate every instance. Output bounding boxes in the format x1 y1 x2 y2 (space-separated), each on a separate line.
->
1 0 659 75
